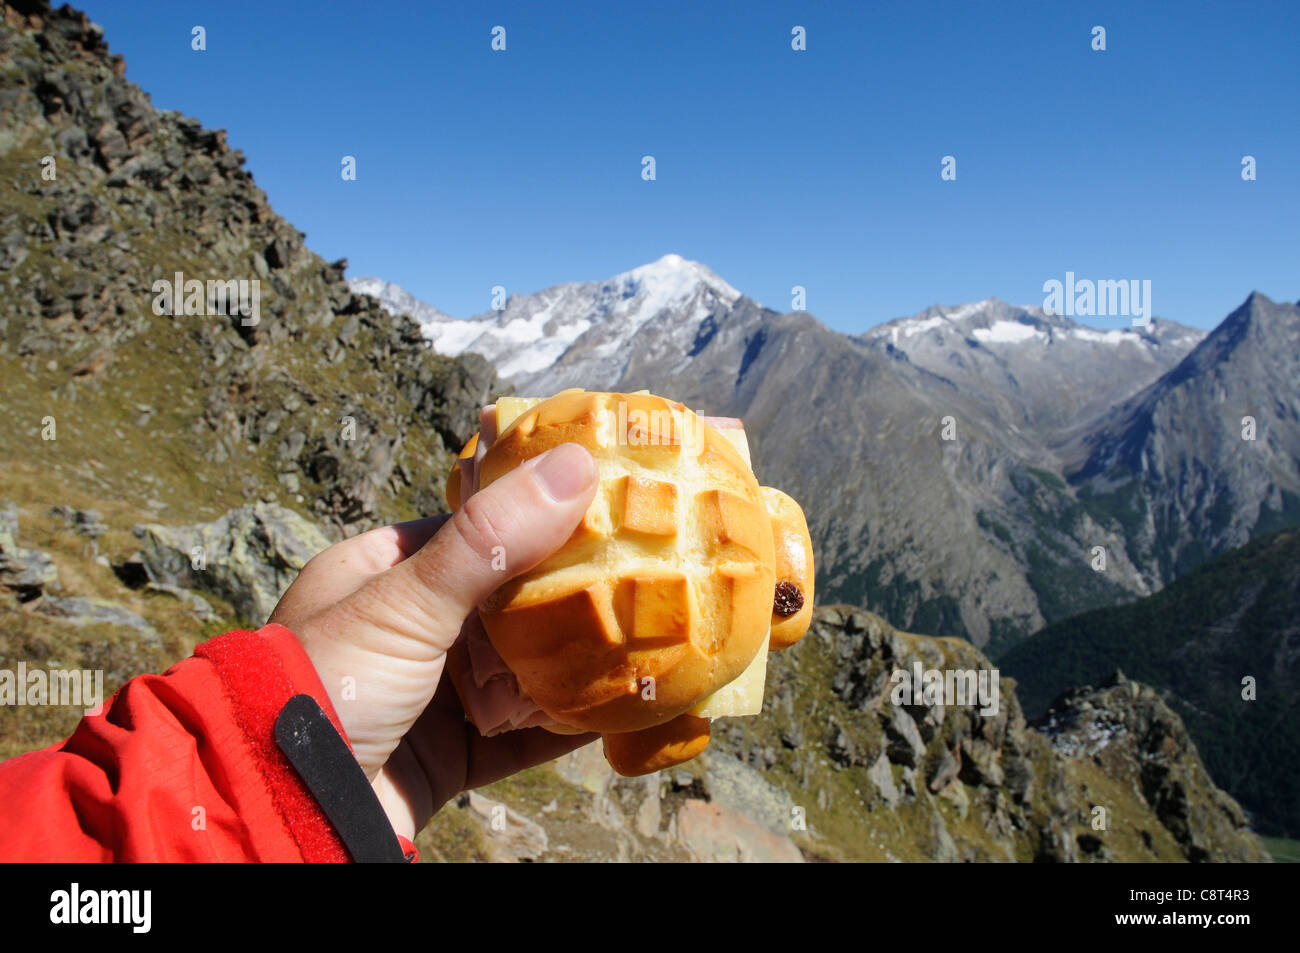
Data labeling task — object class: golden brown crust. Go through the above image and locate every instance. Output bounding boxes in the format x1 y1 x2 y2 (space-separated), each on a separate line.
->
445 433 479 511
602 713 711 777
476 391 775 733
762 486 814 650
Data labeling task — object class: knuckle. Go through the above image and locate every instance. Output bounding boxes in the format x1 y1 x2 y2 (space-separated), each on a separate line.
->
453 493 511 565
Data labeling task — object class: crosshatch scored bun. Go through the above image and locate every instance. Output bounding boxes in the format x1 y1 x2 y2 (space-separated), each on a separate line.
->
476 390 776 734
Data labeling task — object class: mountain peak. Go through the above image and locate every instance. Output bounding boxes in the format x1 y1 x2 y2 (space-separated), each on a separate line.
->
615 254 742 308
942 296 1005 319
1205 290 1290 342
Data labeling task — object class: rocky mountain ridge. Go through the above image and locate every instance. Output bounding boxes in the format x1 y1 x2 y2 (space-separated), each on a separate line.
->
1065 292 1300 588
1 0 496 542
859 296 1205 445
361 263 1298 652
353 253 742 381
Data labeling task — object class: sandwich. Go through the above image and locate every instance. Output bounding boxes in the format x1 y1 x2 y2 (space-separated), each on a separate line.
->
443 389 814 776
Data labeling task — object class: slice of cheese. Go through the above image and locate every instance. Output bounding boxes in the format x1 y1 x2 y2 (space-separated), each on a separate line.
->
494 396 544 433
688 420 766 719
689 629 769 719
713 426 752 468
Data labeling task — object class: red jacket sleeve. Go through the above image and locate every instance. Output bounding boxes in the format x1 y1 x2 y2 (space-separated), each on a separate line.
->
0 623 416 862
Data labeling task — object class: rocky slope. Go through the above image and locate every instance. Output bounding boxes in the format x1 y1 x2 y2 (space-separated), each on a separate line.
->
1065 292 1300 588
1035 672 1269 863
1000 528 1300 837
414 604 1266 862
0 0 494 768
0 0 496 543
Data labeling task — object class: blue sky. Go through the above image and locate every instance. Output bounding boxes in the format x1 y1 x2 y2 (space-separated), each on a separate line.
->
87 0 1297 332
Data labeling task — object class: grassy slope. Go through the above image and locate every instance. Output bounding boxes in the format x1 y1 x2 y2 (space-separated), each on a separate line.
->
1262 837 1300 863
997 529 1300 837
0 133 455 531
1 104 458 766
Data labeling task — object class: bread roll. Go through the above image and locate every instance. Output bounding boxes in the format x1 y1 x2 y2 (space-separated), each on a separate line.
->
602 713 711 777
761 486 814 650
476 391 776 734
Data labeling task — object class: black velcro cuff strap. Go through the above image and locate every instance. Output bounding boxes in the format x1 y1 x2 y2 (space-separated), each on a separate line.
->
274 694 409 863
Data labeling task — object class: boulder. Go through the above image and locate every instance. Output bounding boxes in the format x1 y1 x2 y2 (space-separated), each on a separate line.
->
674 799 804 863
867 753 901 807
464 791 548 862
0 509 59 600
49 505 107 539
958 737 1005 788
145 582 221 624
35 595 160 647
927 745 961 793
698 748 799 838
134 502 330 624
0 502 18 536
882 705 925 767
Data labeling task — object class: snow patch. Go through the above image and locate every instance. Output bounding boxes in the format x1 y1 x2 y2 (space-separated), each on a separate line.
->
901 316 947 337
971 321 1045 344
1070 327 1145 346
497 339 572 377
944 299 993 321
424 319 489 355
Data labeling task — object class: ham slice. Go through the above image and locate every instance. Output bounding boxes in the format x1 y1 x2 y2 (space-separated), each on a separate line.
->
446 616 557 736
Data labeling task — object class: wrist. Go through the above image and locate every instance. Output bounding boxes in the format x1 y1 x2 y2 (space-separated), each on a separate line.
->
372 761 420 843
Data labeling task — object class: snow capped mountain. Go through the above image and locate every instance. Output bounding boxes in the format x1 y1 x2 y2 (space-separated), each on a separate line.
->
347 259 1292 653
354 267 1203 411
1066 292 1300 585
349 253 741 382
347 276 456 328
859 298 1207 444
864 296 1204 354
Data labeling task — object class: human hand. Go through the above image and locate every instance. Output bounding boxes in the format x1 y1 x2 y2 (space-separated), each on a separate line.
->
268 441 601 842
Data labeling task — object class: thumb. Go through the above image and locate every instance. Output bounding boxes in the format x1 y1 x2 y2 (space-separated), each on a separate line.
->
364 441 599 653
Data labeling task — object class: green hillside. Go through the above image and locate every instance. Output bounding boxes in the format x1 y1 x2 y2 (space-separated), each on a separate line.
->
998 529 1300 837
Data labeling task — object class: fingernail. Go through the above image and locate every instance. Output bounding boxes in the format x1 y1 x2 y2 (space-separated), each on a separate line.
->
532 443 597 501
